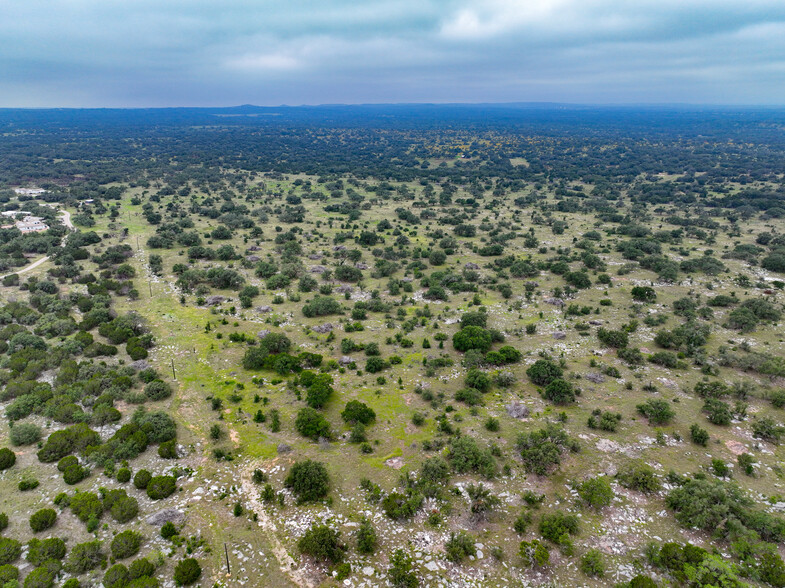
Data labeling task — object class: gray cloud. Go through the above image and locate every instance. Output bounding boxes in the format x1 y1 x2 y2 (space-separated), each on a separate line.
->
0 0 784 106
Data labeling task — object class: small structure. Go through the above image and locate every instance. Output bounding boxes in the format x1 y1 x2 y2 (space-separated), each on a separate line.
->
13 188 46 196
15 216 48 233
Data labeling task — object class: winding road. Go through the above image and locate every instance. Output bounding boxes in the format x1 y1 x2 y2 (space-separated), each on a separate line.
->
0 209 74 280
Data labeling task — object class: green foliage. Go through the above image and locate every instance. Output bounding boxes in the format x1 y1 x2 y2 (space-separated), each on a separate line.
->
146 475 176 500
341 401 376 425
388 549 418 588
580 549 605 577
0 449 15 470
577 476 614 509
297 524 345 564
28 509 56 533
356 518 377 555
690 423 710 446
295 407 330 441
448 436 496 478
666 477 785 541
65 540 105 574
70 491 103 523
173 558 201 586
452 326 492 353
0 539 21 566
517 424 579 476
519 540 549 568
543 378 575 404
539 511 579 551
597 327 628 348
26 538 66 566
525 359 563 386
444 531 476 563
616 461 661 493
285 460 330 503
111 530 143 560
637 399 675 425
9 423 41 446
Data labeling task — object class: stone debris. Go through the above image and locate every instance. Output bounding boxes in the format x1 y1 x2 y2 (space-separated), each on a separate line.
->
584 372 606 384
552 331 566 340
146 508 185 526
311 323 333 333
205 295 225 306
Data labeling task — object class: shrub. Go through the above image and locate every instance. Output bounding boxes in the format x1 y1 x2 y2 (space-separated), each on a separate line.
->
616 461 661 493
146 475 176 500
26 537 66 566
128 558 155 580
577 477 614 508
631 286 657 303
444 531 476 563
452 326 492 353
752 417 785 444
117 467 132 483
65 540 105 574
543 379 576 404
455 387 483 406
0 513 7 532
465 369 491 392
104 564 130 588
133 469 152 489
284 460 330 503
356 518 377 555
597 328 628 348
637 399 675 425
448 436 496 478
388 549 418 587
0 538 21 565
144 380 172 401
9 423 41 446
295 407 330 441
341 401 375 425
63 463 90 485
690 423 709 446
161 521 178 540
0 564 17 584
520 539 549 567
298 524 345 564
526 359 563 386
111 530 143 560
580 549 605 577
364 356 388 373
70 492 103 523
517 424 579 476
0 448 15 470
703 399 732 426
173 558 202 585
29 509 56 533
540 511 579 548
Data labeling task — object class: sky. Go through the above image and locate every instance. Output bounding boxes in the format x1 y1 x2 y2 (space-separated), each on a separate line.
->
1 0 785 107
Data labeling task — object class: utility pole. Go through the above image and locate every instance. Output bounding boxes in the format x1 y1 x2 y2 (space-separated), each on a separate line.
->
171 359 176 380
148 281 153 297
224 543 231 575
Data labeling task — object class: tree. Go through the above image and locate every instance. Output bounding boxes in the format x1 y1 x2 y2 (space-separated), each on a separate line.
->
341 401 376 425
520 540 549 567
445 531 476 563
29 509 56 533
543 379 576 404
577 477 614 509
637 399 675 425
452 326 492 353
0 449 15 470
0 538 21 565
526 359 563 386
110 530 143 560
297 523 345 564
580 549 605 577
388 549 418 588
173 558 202 586
351 517 377 556
9 423 41 446
631 286 657 302
65 540 105 574
284 460 330 503
616 461 661 493
146 475 176 500
295 408 330 441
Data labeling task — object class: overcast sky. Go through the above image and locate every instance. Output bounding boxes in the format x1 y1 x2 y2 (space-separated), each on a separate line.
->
1 0 784 107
